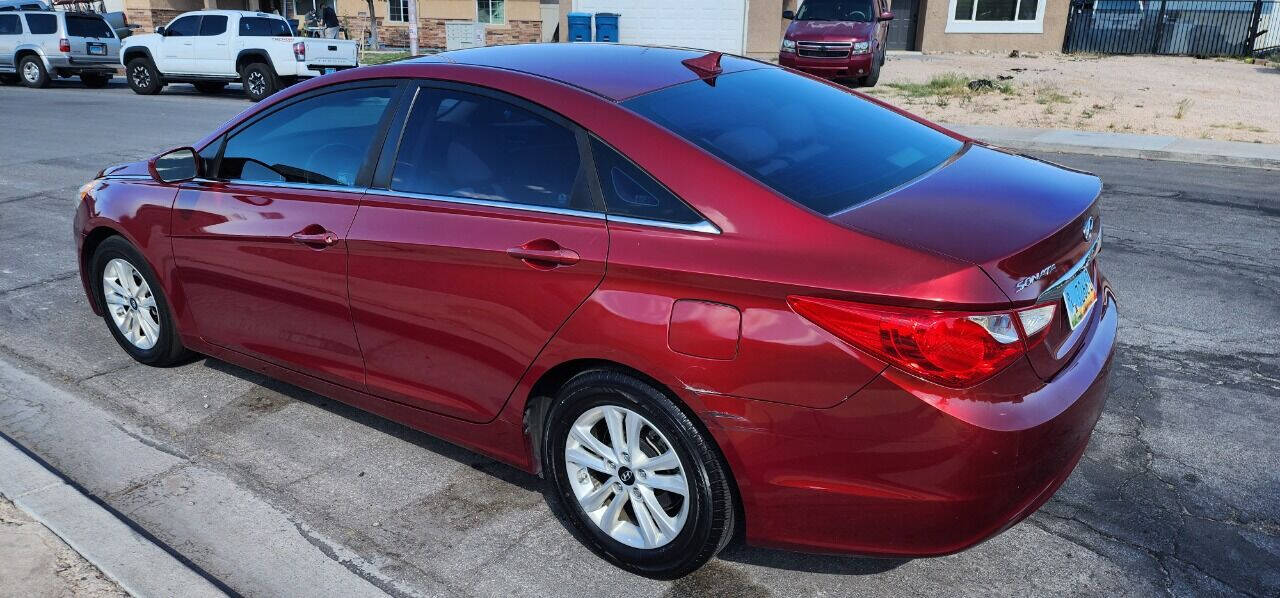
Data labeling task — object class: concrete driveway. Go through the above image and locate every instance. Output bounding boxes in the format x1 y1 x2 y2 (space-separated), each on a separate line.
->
0 80 1276 597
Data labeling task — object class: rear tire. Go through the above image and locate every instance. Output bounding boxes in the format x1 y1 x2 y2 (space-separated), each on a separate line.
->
80 73 111 88
18 55 50 88
240 62 278 102
126 58 163 95
543 370 735 579
90 236 191 366
193 81 226 94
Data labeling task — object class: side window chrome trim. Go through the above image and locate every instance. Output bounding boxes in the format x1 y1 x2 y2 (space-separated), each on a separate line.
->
190 179 365 194
606 215 721 235
363 188 606 221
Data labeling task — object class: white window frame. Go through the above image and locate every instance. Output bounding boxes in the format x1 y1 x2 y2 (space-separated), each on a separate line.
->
945 0 1046 33
388 0 408 22
476 0 506 24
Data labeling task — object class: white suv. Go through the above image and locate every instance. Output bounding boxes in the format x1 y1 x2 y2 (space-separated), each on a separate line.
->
120 10 358 101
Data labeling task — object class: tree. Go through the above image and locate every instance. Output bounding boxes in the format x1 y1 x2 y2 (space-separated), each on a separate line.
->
365 0 380 50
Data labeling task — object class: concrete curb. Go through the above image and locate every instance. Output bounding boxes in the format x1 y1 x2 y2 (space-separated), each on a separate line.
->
944 123 1280 171
0 436 229 598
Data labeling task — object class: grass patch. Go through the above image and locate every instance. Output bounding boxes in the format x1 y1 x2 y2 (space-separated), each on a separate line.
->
885 73 1018 102
1210 122 1267 133
360 51 411 66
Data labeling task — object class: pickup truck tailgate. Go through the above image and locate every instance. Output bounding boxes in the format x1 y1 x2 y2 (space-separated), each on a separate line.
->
301 39 359 68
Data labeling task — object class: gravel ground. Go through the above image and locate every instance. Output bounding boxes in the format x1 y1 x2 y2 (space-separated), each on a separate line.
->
868 53 1280 144
0 497 127 598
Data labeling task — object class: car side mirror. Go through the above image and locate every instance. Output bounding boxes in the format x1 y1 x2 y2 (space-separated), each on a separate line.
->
155 25 165 35
782 10 796 19
880 11 895 20
149 147 200 183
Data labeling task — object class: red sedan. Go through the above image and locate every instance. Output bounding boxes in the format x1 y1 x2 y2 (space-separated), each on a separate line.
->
73 43 1115 578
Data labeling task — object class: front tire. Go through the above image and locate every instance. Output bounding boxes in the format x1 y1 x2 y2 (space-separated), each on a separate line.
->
90 237 190 366
126 58 163 95
18 55 50 88
860 49 883 87
240 62 278 102
544 370 735 579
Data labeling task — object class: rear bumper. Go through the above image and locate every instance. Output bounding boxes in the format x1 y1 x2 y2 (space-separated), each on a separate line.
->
697 281 1117 556
46 55 117 75
779 51 875 79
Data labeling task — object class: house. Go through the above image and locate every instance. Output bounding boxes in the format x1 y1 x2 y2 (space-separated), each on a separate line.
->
554 0 1072 57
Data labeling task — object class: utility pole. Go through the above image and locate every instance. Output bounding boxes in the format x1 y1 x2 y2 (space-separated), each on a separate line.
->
407 0 419 55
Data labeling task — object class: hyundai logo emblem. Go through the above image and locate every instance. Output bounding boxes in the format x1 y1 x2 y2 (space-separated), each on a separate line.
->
1083 216 1095 241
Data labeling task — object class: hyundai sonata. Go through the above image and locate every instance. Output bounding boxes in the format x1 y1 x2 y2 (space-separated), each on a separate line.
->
74 43 1115 578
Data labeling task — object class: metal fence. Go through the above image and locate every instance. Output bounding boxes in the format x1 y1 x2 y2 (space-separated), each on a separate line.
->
1064 0 1280 57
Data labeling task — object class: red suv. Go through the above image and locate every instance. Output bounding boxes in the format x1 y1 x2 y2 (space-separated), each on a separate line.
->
780 0 894 86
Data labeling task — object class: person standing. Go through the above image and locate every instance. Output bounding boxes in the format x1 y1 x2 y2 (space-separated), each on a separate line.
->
321 2 340 38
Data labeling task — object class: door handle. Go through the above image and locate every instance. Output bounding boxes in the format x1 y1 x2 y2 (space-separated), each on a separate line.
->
291 229 339 247
506 239 580 268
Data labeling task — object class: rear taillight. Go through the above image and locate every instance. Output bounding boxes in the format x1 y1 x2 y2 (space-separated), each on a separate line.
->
59 38 70 53
293 41 306 62
788 296 1038 388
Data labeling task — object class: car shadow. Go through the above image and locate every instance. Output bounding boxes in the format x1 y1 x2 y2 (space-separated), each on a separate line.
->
202 355 913 578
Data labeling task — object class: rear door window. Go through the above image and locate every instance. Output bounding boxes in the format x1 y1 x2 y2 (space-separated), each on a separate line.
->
23 12 56 34
66 14 113 38
238 16 290 36
216 86 395 186
198 14 227 35
623 68 964 216
0 14 19 34
390 86 591 211
165 14 199 36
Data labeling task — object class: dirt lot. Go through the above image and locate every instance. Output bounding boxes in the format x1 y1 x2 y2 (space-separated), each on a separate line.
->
0 497 126 598
866 52 1280 144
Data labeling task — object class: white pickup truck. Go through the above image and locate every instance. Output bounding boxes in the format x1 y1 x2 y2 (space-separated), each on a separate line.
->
120 10 358 101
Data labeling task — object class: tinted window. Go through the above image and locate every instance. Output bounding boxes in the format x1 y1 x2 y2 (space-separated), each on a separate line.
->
66 15 112 38
217 86 394 186
198 14 227 35
795 0 876 22
624 69 963 216
590 137 704 225
391 87 588 210
0 14 19 34
239 16 289 36
165 15 199 36
24 13 55 34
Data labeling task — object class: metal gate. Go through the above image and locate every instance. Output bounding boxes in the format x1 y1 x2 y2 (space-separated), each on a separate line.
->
1064 0 1280 57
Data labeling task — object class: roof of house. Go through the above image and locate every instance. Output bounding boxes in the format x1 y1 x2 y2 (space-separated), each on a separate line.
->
414 43 769 101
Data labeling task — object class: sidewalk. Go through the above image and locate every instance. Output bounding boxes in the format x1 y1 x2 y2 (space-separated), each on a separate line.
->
945 123 1280 171
0 435 229 598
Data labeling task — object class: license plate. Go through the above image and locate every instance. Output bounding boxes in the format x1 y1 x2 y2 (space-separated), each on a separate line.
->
323 67 336 75
1062 269 1098 330
88 43 106 56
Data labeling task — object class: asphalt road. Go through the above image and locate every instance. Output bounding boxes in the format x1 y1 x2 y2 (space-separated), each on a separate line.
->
1 80 1277 598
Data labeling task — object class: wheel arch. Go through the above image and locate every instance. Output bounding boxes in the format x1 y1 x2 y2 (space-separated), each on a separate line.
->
235 49 272 74
14 46 45 69
80 225 128 313
121 46 152 66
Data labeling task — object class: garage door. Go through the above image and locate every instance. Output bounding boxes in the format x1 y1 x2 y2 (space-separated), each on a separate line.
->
572 0 747 55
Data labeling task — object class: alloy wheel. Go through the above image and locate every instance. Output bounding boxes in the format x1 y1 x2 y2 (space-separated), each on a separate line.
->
131 65 150 88
565 404 690 549
22 61 40 84
247 71 265 97
102 258 160 350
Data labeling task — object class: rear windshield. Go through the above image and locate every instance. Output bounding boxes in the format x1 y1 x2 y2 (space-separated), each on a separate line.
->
239 16 290 36
623 68 964 216
66 15 113 38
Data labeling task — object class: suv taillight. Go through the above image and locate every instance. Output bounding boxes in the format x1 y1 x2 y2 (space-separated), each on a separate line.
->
788 296 1056 388
59 38 70 53
293 41 305 62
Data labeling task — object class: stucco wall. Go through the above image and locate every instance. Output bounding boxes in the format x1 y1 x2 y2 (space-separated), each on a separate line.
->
917 0 1069 52
744 0 783 60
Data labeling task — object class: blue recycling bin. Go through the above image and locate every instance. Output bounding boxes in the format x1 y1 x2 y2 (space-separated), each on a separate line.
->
594 13 619 43
567 12 592 42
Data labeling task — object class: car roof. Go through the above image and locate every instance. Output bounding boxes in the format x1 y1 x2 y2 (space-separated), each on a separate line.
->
415 43 772 102
184 10 281 17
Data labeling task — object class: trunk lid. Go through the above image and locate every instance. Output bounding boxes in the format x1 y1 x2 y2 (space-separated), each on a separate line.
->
829 144 1104 380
